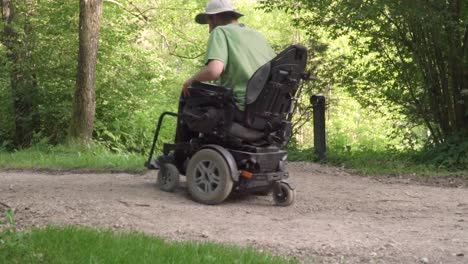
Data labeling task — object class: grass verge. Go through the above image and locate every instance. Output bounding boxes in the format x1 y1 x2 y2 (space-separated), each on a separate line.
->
0 143 146 173
327 150 468 178
0 225 296 264
288 147 468 178
1 143 466 179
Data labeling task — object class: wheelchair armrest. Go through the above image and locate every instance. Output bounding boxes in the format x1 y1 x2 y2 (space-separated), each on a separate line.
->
186 81 233 107
190 81 231 94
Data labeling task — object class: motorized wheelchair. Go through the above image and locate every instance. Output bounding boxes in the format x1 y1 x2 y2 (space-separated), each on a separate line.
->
145 45 309 206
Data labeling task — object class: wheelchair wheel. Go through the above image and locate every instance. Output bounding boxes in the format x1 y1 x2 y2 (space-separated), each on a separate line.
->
157 163 180 192
272 182 295 207
186 149 234 205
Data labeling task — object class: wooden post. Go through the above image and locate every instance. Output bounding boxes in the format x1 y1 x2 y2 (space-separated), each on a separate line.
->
311 94 326 161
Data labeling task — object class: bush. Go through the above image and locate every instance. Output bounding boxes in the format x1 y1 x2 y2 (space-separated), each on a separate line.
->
418 135 468 170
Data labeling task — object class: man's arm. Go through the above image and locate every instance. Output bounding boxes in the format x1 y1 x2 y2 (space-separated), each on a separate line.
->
182 60 224 96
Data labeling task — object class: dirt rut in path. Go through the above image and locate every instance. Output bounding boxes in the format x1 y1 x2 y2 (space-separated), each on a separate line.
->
1 163 467 263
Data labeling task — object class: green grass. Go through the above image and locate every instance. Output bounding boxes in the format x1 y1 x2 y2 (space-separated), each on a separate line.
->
288 147 468 178
0 226 296 264
1 142 466 178
327 150 468 178
0 143 146 173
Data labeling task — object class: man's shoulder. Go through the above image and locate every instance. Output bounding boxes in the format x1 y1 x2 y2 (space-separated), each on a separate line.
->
218 24 266 42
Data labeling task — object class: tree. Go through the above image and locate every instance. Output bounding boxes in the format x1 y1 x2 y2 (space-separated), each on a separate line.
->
1 0 40 147
70 0 103 142
261 0 468 144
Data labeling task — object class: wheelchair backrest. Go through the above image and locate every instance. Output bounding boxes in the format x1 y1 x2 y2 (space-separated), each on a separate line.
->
244 45 308 130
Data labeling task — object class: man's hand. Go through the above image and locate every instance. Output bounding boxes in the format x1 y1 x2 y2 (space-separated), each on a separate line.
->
182 77 194 97
182 60 224 97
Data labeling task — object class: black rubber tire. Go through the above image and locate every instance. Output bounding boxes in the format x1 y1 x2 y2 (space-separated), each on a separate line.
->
186 149 233 205
157 163 180 192
272 182 295 207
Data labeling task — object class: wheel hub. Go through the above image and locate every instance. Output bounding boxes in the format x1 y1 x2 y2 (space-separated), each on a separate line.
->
194 160 221 193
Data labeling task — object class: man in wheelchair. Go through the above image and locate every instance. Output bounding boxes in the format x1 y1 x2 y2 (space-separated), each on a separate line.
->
146 0 309 206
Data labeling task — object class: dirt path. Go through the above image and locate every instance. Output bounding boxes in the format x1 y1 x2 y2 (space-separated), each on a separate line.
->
1 163 467 263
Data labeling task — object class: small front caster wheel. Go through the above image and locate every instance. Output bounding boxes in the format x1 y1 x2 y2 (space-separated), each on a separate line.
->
157 163 180 192
272 182 295 207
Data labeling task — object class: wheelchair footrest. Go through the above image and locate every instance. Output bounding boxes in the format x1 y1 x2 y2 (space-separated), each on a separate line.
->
145 159 160 170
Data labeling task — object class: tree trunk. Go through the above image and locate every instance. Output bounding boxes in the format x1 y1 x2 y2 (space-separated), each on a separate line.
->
1 0 40 147
447 0 468 135
70 0 103 142
406 1 468 140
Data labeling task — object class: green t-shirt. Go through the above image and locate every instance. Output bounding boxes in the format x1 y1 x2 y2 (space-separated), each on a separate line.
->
204 23 276 110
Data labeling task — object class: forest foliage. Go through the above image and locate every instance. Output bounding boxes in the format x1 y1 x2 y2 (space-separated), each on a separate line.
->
1 0 467 170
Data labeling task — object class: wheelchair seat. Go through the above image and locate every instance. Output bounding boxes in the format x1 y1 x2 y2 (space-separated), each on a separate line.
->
181 45 308 146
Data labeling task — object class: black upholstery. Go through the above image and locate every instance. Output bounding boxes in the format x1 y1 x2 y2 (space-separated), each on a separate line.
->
245 62 271 105
181 82 233 135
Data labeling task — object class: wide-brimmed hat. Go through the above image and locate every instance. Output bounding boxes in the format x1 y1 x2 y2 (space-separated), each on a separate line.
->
195 0 244 24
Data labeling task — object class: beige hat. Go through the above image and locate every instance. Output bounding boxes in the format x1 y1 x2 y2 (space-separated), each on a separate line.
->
195 0 244 24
